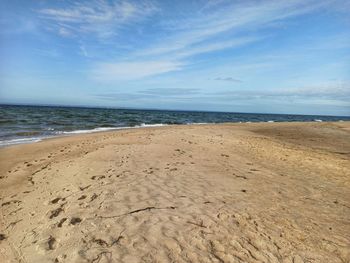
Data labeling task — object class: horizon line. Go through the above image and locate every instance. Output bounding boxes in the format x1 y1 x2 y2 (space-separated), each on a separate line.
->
1 103 349 118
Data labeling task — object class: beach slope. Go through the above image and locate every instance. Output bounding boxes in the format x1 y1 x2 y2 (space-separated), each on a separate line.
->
1 122 349 262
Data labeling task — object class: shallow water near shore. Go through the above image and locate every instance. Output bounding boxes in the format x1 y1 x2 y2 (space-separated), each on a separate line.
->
1 104 349 147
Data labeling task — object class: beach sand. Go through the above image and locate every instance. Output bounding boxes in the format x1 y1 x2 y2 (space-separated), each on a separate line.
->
0 122 349 263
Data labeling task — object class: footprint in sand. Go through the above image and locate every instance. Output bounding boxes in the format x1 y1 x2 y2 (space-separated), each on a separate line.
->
90 193 98 202
47 236 56 250
57 218 67 227
91 175 105 180
49 207 64 219
50 197 63 204
0 234 6 241
70 217 82 225
78 195 87 200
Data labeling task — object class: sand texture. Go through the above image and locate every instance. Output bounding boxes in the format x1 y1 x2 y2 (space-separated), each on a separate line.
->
0 122 349 263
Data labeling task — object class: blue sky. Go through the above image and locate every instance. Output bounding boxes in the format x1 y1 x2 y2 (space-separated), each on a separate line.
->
0 0 349 116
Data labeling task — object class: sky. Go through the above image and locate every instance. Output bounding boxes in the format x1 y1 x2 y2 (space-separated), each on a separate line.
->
0 0 349 116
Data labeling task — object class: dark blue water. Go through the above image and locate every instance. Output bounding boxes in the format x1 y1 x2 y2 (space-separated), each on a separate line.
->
1 104 349 147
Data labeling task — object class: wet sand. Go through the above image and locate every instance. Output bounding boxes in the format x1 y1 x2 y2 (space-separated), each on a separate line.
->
0 122 349 263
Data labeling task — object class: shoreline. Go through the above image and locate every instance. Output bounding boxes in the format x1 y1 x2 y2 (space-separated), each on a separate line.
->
1 121 349 262
0 123 171 148
1 120 349 149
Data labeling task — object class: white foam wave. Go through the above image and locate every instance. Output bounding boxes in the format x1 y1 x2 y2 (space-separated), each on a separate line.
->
186 122 208 125
137 123 166 128
314 119 323 122
61 124 169 135
0 137 44 147
61 127 120 134
0 123 204 147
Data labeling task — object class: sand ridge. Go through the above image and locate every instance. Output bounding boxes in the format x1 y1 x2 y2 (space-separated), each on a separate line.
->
0 122 349 262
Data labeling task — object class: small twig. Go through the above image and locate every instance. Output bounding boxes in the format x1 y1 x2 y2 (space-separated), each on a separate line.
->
31 163 51 176
6 219 23 230
187 220 206 228
89 206 177 220
110 228 125 246
91 251 112 263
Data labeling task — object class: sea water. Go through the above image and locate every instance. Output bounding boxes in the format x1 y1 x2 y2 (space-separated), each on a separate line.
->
1 105 349 147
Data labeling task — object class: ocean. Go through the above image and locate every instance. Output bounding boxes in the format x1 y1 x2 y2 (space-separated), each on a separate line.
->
1 104 349 147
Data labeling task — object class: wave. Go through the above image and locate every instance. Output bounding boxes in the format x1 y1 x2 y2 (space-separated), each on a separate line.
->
137 123 167 128
186 122 208 125
60 123 168 135
60 127 121 134
0 137 44 147
0 124 173 147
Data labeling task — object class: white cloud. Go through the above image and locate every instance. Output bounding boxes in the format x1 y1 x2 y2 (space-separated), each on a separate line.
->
36 0 344 81
199 0 230 12
79 45 88 57
110 0 339 80
214 81 350 102
174 36 263 59
135 0 335 58
214 77 242 83
275 82 350 100
58 27 72 37
38 0 158 38
93 61 183 81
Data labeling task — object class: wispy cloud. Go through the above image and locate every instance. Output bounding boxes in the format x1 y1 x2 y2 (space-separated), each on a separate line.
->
37 0 158 38
95 93 154 101
92 60 183 81
214 77 242 83
138 88 199 96
79 45 89 57
135 0 333 58
212 81 350 102
90 0 338 80
35 0 345 82
58 27 72 37
95 88 199 102
172 36 263 60
93 82 350 114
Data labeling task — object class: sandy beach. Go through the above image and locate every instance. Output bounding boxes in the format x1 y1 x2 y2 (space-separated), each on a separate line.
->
0 122 349 263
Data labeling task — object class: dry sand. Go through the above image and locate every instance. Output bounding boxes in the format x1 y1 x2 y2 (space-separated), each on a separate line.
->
0 122 349 263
